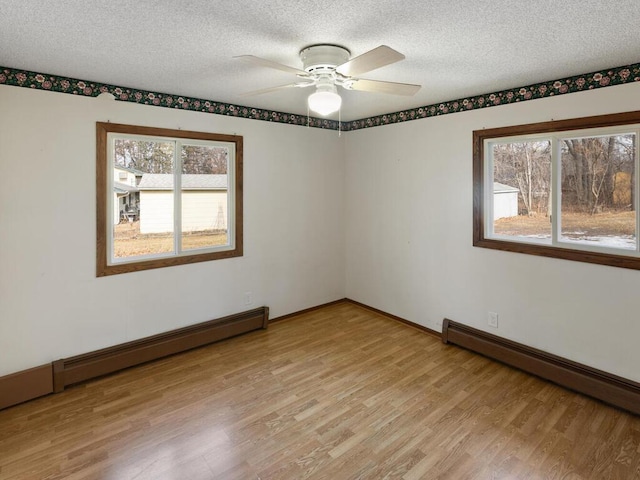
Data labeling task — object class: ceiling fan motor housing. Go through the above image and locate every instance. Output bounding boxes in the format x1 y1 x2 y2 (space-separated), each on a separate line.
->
235 44 419 108
300 45 350 73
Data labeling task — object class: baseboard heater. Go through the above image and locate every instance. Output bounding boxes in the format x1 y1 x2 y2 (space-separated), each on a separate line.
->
53 306 269 393
442 318 640 416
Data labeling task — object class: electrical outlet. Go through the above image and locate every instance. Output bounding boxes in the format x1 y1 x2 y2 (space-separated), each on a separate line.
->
488 311 498 328
244 292 253 306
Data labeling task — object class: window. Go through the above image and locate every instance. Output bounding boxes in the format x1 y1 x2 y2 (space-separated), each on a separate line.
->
473 111 640 269
97 123 243 276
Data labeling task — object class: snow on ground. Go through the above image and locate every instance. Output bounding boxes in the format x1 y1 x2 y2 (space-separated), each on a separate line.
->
560 234 636 250
519 233 637 250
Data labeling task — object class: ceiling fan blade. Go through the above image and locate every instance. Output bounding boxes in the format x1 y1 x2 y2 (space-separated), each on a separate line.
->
336 45 405 77
238 82 314 97
234 55 308 76
346 78 421 96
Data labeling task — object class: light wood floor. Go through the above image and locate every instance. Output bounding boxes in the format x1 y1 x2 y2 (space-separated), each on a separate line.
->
1 303 640 480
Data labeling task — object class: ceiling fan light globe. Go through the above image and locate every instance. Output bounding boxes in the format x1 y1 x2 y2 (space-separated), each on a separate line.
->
308 91 342 116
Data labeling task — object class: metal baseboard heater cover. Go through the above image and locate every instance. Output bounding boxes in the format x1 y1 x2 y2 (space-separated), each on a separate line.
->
442 318 640 416
53 306 269 392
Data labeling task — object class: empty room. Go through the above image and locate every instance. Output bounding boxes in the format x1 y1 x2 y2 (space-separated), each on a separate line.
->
2 1 640 479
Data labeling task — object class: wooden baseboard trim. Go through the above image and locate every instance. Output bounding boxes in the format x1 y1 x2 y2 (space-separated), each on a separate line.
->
53 306 269 392
269 298 348 323
0 364 53 410
346 299 441 338
442 318 640 415
269 298 440 340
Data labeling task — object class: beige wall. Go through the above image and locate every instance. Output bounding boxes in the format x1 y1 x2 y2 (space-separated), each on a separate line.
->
139 191 174 233
4 79 640 386
345 81 640 383
139 190 228 233
181 190 228 232
0 85 345 377
113 167 137 186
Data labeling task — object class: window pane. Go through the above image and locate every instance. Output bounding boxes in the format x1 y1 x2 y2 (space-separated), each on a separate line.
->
180 144 229 251
113 139 175 259
491 141 552 243
560 134 636 250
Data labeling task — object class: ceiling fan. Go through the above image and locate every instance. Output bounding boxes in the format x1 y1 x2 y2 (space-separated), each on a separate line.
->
234 44 421 116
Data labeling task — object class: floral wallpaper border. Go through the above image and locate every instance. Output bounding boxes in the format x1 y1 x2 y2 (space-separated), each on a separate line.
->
342 63 640 131
2 62 640 132
0 67 340 130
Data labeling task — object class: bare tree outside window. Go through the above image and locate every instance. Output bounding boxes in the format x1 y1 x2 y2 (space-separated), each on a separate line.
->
473 111 640 271
492 141 551 242
560 134 636 249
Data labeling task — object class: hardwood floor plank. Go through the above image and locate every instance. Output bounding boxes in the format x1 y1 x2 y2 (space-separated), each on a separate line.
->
1 302 640 479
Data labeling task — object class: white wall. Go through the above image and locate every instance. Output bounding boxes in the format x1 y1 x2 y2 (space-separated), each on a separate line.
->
345 81 640 383
4 81 640 385
139 191 175 233
113 167 137 187
139 190 228 234
181 191 227 232
493 190 518 219
0 86 345 376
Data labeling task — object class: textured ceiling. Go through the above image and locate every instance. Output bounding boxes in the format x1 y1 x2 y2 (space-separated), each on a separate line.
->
2 1 640 121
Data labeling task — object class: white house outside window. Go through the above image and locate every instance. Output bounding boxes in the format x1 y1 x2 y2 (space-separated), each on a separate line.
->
97 123 243 276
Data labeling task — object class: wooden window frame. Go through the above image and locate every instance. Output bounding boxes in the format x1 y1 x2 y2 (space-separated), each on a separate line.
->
473 110 640 270
96 122 243 276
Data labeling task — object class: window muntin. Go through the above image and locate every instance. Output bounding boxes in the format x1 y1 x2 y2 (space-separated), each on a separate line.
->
473 112 640 270
97 123 243 276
